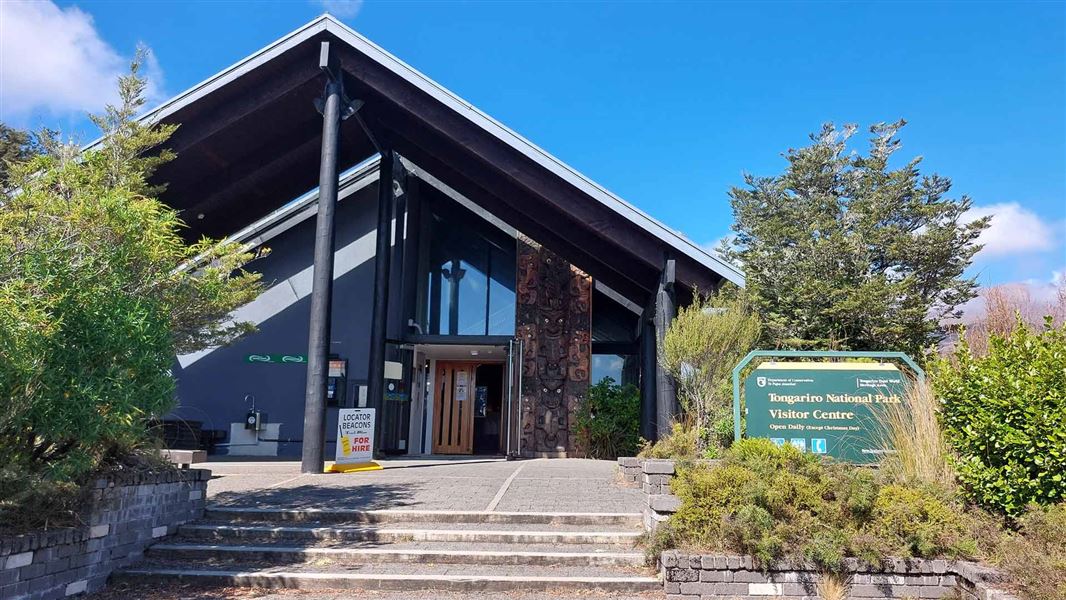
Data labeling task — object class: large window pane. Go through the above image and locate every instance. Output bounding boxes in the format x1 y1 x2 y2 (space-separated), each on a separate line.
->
421 205 515 336
488 246 515 335
457 258 488 335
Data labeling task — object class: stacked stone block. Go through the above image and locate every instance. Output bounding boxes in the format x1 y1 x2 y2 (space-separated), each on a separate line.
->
0 469 209 599
660 552 1020 600
640 459 680 531
617 457 643 487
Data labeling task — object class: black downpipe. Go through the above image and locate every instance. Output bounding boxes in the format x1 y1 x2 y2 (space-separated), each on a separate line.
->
367 149 394 451
300 75 343 474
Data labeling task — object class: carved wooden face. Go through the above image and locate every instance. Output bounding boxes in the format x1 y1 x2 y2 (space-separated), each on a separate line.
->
516 237 591 455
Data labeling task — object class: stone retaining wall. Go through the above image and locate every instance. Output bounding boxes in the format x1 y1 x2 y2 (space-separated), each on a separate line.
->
618 459 1021 600
661 552 1020 600
0 469 210 599
618 457 685 532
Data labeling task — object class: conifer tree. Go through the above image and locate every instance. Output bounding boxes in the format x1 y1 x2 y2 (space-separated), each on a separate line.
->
724 121 988 355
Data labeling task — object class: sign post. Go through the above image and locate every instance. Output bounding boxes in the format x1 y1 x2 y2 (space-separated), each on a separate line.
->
732 351 923 464
327 408 382 473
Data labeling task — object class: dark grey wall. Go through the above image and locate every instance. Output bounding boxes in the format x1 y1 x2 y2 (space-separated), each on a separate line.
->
171 182 386 457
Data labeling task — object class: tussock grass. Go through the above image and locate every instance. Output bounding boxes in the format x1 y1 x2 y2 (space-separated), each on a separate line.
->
876 380 955 489
816 572 851 600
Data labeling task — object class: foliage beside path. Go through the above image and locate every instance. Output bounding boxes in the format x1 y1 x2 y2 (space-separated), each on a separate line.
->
0 55 261 532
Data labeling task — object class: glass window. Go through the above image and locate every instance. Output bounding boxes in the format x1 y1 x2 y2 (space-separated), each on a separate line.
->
422 206 515 336
488 246 515 335
591 354 625 385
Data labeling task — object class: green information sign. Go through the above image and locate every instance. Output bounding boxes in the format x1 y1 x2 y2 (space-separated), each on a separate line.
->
742 361 905 464
244 354 307 364
733 351 923 464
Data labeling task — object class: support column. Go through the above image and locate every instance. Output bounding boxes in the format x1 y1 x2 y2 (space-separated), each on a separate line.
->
654 259 677 439
300 52 344 474
366 149 394 451
640 318 658 441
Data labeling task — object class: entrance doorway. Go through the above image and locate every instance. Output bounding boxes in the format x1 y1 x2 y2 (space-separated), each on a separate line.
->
432 362 475 454
429 360 507 455
473 364 504 454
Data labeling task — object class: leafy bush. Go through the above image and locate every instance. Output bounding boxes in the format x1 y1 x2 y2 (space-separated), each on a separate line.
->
860 484 976 559
931 317 1066 515
660 289 760 454
638 422 701 460
575 378 640 459
993 503 1066 600
664 439 981 569
0 55 261 530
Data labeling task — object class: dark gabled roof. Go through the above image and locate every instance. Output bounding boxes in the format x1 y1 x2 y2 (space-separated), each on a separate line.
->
131 15 743 304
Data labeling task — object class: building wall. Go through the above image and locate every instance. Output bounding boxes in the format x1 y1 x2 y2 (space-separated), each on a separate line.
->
170 173 650 459
516 235 592 457
171 184 383 458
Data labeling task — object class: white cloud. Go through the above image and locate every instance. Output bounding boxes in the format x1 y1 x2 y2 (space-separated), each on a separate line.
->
312 0 364 19
0 1 164 121
958 269 1066 324
964 202 1055 258
701 233 735 257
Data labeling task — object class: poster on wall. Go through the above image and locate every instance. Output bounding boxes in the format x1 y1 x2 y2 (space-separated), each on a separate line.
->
455 371 469 402
742 362 907 464
327 408 381 472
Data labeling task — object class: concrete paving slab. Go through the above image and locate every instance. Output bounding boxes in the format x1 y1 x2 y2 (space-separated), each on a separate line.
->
195 457 642 514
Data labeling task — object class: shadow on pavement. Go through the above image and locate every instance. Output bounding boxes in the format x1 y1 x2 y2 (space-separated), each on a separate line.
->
210 482 418 510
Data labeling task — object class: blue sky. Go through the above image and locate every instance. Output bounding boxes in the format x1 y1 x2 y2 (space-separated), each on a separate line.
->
2 0 1063 300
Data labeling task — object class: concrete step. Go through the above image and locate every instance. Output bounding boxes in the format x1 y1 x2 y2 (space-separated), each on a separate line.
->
147 542 647 567
179 523 642 545
206 507 643 527
113 567 662 593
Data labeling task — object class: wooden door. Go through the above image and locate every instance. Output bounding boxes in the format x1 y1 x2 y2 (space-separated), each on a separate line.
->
432 362 476 454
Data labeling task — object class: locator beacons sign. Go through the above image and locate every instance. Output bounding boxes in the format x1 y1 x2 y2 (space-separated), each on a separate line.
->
743 362 906 464
328 408 380 472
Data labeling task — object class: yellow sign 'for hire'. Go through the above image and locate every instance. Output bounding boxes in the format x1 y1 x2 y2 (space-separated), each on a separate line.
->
327 408 381 473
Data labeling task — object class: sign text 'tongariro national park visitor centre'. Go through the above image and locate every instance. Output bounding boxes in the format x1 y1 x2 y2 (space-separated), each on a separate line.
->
743 362 908 463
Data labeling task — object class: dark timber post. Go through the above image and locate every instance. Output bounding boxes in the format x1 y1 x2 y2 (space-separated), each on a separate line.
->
366 149 394 450
640 318 658 441
301 42 358 473
654 259 677 439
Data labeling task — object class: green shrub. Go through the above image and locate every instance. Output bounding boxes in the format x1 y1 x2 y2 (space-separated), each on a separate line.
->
993 503 1066 600
575 378 640 459
660 289 760 454
666 438 978 569
0 55 260 531
638 422 701 459
863 484 976 559
931 318 1066 515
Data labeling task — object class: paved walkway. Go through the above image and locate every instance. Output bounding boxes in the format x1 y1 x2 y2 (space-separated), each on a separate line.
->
198 457 643 514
